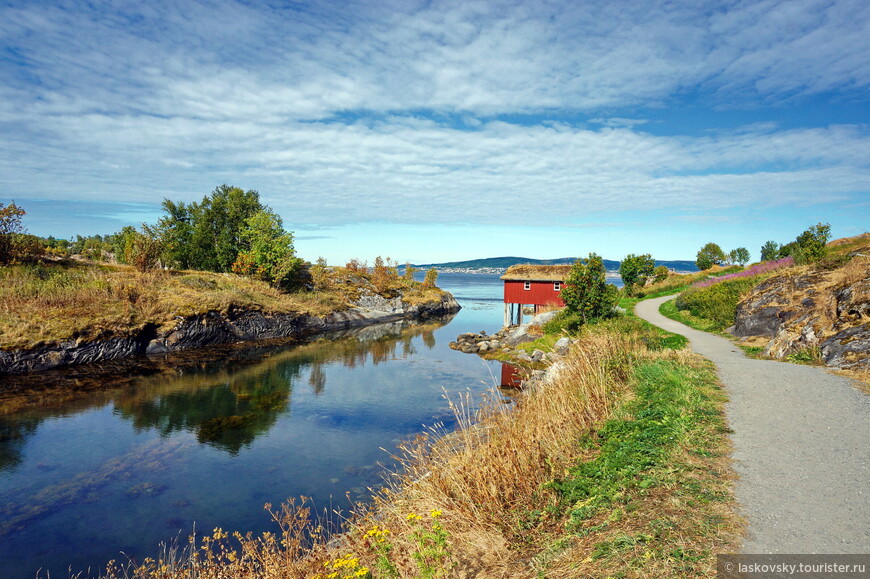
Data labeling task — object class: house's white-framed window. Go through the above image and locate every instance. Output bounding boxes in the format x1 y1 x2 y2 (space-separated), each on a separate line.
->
554 282 561 291
524 281 531 290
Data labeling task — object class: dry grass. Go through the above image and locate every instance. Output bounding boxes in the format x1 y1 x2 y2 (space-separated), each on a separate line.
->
0 261 449 351
92 316 739 579
501 264 573 281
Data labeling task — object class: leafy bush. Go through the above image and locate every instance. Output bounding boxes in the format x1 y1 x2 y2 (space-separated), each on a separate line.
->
543 310 586 334
795 222 831 262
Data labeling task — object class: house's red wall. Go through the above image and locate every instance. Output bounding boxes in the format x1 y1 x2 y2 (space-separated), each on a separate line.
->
503 280 565 306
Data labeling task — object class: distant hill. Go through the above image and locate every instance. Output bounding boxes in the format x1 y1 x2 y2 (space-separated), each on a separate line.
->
415 256 698 273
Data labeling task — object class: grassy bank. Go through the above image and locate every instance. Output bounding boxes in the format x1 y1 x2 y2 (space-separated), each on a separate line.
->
97 311 739 578
0 261 444 351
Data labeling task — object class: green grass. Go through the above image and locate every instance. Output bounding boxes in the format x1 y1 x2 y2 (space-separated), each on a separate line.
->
673 277 761 331
738 345 765 358
658 298 722 334
552 360 707 525
543 356 738 577
786 346 823 365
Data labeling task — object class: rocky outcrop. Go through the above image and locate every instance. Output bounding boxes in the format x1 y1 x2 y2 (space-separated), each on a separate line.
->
0 289 461 376
449 309 573 375
731 256 869 370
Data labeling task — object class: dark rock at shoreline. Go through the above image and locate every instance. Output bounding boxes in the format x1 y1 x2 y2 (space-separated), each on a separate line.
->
0 290 461 376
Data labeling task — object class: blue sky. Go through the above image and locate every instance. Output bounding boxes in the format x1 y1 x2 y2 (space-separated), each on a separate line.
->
1 0 868 264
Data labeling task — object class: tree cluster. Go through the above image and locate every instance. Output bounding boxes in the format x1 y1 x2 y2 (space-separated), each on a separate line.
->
153 185 304 287
759 222 831 264
695 242 750 270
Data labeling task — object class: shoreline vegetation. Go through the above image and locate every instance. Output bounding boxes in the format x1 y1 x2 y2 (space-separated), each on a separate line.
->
1 189 454 375
0 259 458 375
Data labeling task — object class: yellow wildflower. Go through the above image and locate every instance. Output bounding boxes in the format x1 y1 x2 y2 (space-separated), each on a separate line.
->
429 509 443 518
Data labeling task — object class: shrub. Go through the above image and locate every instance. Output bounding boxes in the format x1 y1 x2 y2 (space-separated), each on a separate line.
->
543 310 586 335
795 222 831 262
423 268 438 288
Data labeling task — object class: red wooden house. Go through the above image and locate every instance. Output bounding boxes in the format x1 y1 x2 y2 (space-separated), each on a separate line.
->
501 264 571 326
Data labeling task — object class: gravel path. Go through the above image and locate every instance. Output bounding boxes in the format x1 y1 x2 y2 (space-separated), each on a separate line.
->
635 296 870 554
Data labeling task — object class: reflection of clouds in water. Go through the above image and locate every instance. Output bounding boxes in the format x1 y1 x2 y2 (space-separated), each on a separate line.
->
465 301 499 311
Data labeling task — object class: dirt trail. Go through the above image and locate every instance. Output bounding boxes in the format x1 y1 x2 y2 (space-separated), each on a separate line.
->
636 296 869 554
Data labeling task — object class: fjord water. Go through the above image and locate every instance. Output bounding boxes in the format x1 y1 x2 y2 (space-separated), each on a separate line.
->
0 273 510 578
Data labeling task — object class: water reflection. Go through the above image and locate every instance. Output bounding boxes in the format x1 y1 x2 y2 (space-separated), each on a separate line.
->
500 363 524 389
0 312 477 578
0 315 452 468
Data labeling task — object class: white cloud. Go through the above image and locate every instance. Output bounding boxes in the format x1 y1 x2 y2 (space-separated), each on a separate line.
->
0 0 867 239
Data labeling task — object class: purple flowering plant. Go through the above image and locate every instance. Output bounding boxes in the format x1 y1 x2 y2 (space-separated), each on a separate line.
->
692 257 794 288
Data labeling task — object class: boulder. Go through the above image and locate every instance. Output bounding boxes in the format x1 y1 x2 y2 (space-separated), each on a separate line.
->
531 310 561 326
554 337 572 354
503 324 534 347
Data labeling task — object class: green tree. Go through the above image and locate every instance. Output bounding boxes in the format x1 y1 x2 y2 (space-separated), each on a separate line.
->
155 199 194 269
188 185 263 272
729 247 750 266
760 240 780 262
619 253 655 295
795 222 831 262
0 202 26 264
232 208 303 288
111 225 139 264
695 242 726 270
560 253 618 324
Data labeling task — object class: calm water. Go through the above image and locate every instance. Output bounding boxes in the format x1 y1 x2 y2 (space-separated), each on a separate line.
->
0 273 515 578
